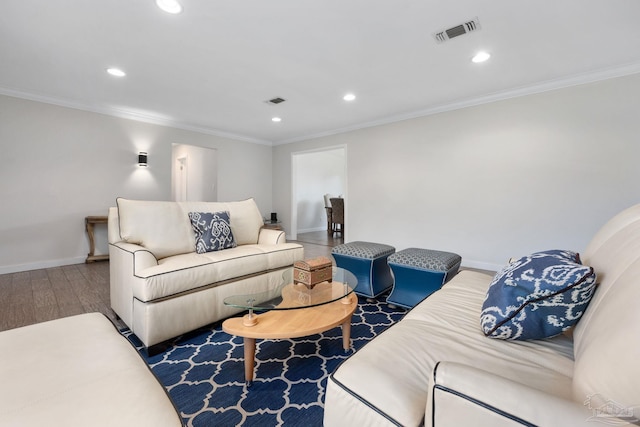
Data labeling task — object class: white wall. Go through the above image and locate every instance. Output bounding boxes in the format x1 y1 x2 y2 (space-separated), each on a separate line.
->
0 94 272 274
4 73 640 274
273 73 640 271
294 148 345 233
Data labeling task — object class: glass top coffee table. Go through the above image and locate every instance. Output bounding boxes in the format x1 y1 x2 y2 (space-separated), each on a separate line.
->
222 266 358 385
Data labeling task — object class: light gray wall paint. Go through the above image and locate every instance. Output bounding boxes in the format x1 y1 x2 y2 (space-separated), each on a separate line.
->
294 148 345 233
0 95 272 274
273 73 640 271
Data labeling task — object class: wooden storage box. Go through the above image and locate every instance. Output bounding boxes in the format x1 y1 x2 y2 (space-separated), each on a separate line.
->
294 256 333 288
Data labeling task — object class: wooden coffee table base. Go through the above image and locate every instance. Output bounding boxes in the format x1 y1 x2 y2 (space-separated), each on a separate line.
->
222 293 357 385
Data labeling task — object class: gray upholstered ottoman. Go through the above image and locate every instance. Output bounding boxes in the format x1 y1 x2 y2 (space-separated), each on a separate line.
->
331 241 395 298
386 248 461 308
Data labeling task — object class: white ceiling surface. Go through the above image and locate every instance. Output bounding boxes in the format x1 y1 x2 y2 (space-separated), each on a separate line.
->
2 1 640 145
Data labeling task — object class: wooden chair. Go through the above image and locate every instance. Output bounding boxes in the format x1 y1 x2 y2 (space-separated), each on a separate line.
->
324 194 333 233
329 197 344 235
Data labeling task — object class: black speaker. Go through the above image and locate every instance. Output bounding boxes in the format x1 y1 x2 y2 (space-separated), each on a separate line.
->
270 212 277 223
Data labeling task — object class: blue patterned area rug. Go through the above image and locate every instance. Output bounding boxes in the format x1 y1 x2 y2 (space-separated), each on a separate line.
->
123 294 404 427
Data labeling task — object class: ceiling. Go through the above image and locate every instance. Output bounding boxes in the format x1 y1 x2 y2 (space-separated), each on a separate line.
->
2 1 640 145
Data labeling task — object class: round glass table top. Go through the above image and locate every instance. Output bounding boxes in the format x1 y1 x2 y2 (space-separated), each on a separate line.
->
223 266 357 311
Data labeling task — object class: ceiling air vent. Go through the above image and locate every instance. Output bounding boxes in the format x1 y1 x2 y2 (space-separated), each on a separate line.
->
266 97 286 105
433 17 480 44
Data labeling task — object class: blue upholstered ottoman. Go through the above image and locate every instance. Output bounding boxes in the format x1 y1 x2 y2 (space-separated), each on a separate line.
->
386 248 461 309
331 241 395 298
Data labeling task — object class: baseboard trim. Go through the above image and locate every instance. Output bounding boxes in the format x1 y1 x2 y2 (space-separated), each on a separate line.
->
0 256 88 275
297 226 326 234
460 259 502 274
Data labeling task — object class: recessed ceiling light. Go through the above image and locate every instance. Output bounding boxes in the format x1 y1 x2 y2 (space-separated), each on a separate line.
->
106 68 126 77
272 117 282 122
472 51 491 63
343 93 356 101
156 0 182 14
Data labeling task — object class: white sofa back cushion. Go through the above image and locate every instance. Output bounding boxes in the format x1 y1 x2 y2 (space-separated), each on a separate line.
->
116 198 264 259
572 258 640 411
573 203 640 409
117 198 194 259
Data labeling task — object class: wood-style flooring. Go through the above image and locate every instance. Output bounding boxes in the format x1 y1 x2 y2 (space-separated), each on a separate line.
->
293 230 343 259
0 262 115 332
0 235 341 332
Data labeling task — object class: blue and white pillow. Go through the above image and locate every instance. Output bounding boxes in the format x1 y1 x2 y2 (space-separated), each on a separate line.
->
480 250 597 340
188 211 237 254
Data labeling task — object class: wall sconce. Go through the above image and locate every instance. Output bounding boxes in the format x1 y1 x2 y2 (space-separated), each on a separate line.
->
138 152 148 167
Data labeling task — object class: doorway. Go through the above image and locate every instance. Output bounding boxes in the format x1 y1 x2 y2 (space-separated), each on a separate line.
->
291 146 346 243
174 156 188 202
171 144 218 202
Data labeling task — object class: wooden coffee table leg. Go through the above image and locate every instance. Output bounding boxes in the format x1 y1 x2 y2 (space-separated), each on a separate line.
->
341 316 352 352
244 337 256 385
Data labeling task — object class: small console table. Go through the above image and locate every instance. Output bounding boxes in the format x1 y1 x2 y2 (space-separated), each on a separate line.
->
262 221 283 231
85 215 109 263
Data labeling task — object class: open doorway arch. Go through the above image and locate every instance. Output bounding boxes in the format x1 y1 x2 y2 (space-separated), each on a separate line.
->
290 146 346 241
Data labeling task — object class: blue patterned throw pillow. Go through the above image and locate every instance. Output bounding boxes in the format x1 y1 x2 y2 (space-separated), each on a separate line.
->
480 250 597 340
188 211 237 254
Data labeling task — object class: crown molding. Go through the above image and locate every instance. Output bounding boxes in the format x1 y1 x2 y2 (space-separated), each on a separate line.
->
3 60 640 148
273 60 640 145
0 87 272 146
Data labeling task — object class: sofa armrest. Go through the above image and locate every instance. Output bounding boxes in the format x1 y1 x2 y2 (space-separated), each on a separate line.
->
258 228 286 245
109 242 158 328
428 362 592 427
111 242 158 271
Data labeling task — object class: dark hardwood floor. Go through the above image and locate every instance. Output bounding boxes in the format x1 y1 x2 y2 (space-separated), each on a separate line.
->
0 237 342 332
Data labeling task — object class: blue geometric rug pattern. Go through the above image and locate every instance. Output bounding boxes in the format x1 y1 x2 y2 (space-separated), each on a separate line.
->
123 294 404 427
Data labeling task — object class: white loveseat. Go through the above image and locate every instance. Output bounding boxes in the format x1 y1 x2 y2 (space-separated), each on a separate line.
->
324 203 640 426
108 198 304 348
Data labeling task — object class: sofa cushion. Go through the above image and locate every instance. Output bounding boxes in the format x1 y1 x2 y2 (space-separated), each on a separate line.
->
131 243 304 302
572 257 640 412
116 198 265 259
576 204 640 340
117 198 195 259
573 203 640 411
188 211 237 253
481 250 597 340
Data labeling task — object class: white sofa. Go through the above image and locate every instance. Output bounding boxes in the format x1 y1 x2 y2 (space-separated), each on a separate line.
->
324 203 640 426
108 198 304 348
0 313 182 427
